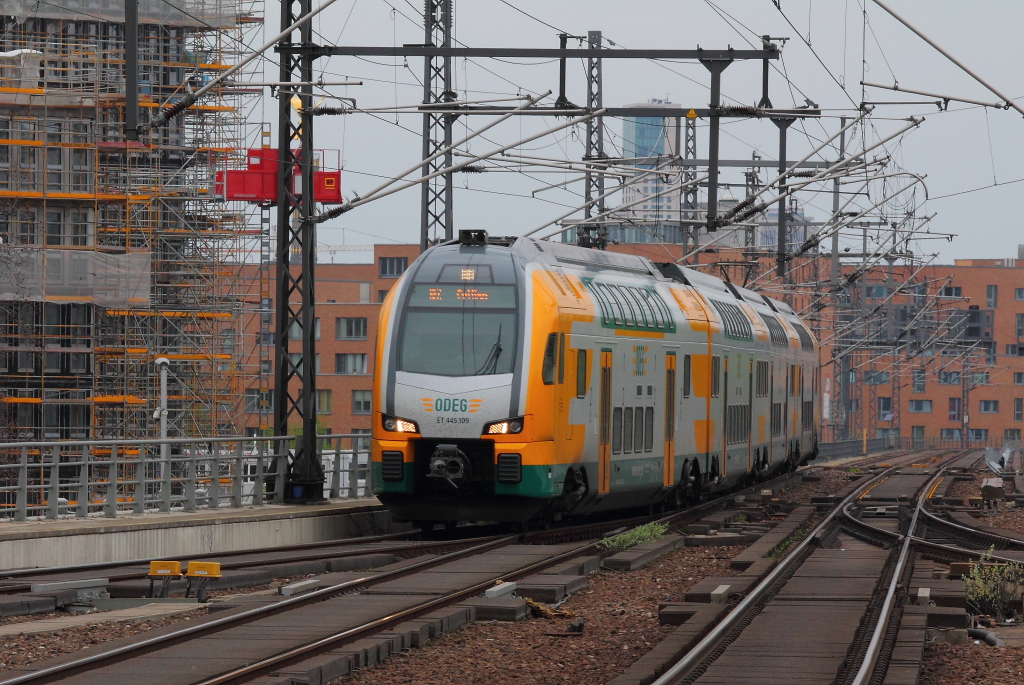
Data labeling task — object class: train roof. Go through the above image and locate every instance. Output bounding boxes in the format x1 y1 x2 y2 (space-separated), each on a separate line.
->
437 232 801 322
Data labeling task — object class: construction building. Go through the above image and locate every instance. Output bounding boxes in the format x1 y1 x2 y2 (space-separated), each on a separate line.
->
0 1 264 444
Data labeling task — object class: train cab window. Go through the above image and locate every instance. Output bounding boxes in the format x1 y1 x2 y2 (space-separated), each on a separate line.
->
612 407 623 454
542 333 557 384
622 407 634 453
683 355 691 398
711 356 721 398
576 349 587 398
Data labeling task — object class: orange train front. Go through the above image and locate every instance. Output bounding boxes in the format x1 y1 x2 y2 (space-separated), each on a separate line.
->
371 231 819 528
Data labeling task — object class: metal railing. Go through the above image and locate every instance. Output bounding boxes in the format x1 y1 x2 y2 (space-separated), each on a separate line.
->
0 433 373 522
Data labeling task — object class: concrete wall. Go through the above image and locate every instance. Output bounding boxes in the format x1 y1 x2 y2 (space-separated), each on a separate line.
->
0 505 396 571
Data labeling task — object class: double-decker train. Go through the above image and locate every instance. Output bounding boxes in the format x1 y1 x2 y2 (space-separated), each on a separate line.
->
371 231 819 527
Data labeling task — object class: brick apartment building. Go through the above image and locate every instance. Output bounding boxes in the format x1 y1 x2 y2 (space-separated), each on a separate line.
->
241 241 1024 449
240 244 420 441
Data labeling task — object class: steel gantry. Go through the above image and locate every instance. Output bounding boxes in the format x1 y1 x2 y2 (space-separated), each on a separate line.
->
274 0 324 500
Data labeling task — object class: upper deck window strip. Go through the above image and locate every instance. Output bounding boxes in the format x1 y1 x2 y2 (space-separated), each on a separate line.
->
792 322 815 351
758 312 789 346
709 299 753 340
581 279 676 332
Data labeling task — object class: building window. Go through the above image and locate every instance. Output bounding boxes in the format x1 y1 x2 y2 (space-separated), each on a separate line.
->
908 399 932 413
1007 428 1022 441
379 256 408 278
911 425 925 447
941 286 962 298
911 369 925 393
1015 398 1023 422
865 286 890 300
940 428 961 441
968 428 989 443
1016 372 1024 385
336 353 367 374
288 321 302 340
877 397 892 420
352 390 372 414
864 370 889 385
244 389 273 413
972 372 990 386
987 285 998 308
939 371 959 385
1016 288 1024 301
1017 313 1024 338
378 289 389 303
314 318 320 340
948 397 961 422
336 317 367 339
316 389 332 414
980 400 999 414
1006 344 1019 356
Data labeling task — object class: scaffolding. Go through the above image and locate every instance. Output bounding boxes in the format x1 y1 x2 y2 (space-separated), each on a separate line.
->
0 1 264 451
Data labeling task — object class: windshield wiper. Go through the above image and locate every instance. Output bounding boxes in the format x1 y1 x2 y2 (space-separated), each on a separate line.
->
474 324 503 375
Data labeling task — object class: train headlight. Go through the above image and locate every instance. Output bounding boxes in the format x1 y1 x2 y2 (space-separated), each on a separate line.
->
484 417 524 435
382 415 419 433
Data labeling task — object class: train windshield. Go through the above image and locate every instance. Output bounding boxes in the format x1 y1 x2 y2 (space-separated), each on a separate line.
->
399 284 517 376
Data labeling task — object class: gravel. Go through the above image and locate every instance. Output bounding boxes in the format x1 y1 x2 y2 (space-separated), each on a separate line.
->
920 643 1024 684
946 474 984 501
976 508 1024 536
0 608 207 672
331 544 745 685
777 469 852 505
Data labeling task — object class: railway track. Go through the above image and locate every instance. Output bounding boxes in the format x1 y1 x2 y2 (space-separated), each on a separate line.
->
0 450 849 685
641 448 975 685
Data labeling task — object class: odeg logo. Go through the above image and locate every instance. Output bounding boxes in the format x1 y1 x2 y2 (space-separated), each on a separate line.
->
420 397 483 414
435 398 469 412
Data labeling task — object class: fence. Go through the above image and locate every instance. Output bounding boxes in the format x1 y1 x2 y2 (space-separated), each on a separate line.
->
816 438 888 463
0 433 372 522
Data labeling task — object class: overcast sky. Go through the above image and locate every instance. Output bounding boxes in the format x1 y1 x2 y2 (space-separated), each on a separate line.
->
251 0 1024 263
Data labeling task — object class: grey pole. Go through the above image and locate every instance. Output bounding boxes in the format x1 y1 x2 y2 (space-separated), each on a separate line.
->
124 0 139 141
15 447 27 521
773 118 795 278
701 59 731 232
830 117 847 290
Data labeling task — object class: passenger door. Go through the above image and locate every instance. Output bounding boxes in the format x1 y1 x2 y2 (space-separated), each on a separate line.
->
598 350 612 494
663 352 676 487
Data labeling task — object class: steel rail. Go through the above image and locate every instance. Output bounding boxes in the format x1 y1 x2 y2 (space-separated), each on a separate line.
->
649 465 899 685
191 536 607 685
0 535 514 685
0 536 494 596
0 527 408 580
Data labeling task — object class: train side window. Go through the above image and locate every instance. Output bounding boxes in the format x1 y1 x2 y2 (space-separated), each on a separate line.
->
711 356 721 398
542 333 557 384
633 406 644 453
683 354 691 398
644 407 655 451
622 407 634 453
612 407 622 454
557 333 565 384
576 349 587 398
